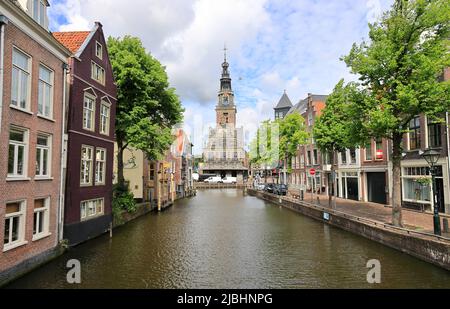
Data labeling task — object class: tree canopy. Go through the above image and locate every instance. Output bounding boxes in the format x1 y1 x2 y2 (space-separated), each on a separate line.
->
108 36 184 189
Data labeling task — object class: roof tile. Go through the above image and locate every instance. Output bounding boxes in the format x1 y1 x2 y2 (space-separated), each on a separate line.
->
52 31 91 54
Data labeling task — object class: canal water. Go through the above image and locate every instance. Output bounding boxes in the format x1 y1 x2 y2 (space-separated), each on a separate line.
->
7 189 450 289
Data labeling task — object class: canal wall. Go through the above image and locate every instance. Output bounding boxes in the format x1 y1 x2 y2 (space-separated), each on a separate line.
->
0 245 65 287
113 202 157 228
248 189 450 271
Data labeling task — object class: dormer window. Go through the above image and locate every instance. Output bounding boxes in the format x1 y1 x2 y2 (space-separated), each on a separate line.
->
30 0 48 28
95 42 103 60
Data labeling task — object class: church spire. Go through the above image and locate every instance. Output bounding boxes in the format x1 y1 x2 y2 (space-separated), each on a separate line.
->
220 45 231 91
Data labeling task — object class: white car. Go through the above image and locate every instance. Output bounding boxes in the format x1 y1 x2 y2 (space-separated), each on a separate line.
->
222 177 237 184
255 183 265 190
204 176 222 184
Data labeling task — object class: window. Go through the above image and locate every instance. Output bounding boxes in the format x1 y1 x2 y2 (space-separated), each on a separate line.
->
428 119 442 148
409 116 421 150
80 199 104 221
38 65 53 118
8 128 28 177
31 0 47 27
402 166 436 203
307 151 311 166
95 148 106 185
91 62 105 85
365 141 373 161
100 101 110 135
4 201 26 250
33 198 49 240
313 149 318 165
149 164 155 181
375 139 383 160
83 94 95 131
80 146 94 185
350 148 357 164
95 41 103 59
341 151 347 164
11 48 31 110
36 134 51 178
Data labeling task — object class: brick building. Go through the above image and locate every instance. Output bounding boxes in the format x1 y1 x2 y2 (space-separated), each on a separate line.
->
285 94 328 194
53 23 117 246
0 0 71 282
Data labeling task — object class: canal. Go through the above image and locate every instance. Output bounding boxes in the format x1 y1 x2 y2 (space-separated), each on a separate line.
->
7 189 450 288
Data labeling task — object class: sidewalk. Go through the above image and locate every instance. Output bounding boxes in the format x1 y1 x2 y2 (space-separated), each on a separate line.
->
290 193 450 238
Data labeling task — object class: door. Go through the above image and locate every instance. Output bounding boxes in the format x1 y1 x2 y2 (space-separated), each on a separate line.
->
436 178 445 213
346 178 359 201
367 172 387 204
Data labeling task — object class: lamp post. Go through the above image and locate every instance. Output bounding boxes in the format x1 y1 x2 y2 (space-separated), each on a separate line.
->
422 148 441 236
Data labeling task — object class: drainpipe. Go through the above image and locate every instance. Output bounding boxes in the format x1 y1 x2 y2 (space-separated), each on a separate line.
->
58 62 70 242
0 16 8 134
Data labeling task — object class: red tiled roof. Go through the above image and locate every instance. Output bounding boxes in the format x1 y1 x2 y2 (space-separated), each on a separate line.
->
52 31 91 54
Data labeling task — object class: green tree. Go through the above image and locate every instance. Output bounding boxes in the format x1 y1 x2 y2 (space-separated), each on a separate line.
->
314 80 358 208
108 36 184 191
278 112 309 185
249 120 279 183
342 0 450 226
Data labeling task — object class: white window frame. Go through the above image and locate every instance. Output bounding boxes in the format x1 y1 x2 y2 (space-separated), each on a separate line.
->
91 61 105 85
11 47 32 112
32 197 51 241
95 41 103 60
80 198 104 221
83 93 96 131
3 200 27 252
401 166 433 205
8 126 29 179
37 64 54 119
80 145 94 186
99 101 111 136
35 133 52 179
29 0 48 28
95 148 107 185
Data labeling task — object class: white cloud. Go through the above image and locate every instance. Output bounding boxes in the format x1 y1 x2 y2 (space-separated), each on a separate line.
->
49 0 395 154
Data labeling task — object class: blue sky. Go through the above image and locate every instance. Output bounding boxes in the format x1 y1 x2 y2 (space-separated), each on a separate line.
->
48 0 393 154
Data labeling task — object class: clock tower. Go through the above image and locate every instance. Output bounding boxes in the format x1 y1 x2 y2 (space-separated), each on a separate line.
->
216 48 236 127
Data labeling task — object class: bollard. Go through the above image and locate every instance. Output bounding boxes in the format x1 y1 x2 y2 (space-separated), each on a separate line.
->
300 190 304 201
317 197 320 205
443 218 449 233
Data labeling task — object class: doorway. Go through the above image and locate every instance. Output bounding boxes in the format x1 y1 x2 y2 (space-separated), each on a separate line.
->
367 172 387 204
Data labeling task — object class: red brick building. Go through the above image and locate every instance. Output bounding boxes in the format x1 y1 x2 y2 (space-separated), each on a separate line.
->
0 0 71 283
54 23 117 246
286 94 328 194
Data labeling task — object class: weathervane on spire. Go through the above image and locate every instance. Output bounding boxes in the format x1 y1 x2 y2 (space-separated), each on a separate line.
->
223 43 227 62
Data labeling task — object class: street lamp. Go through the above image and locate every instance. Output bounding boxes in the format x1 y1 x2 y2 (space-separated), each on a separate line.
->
421 148 441 236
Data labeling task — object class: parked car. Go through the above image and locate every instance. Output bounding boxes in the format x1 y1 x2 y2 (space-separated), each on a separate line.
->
265 183 275 193
199 174 216 182
273 184 288 196
204 176 222 184
255 183 265 191
222 177 237 184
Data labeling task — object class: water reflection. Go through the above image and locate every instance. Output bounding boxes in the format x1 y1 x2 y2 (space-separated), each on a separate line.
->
6 189 450 289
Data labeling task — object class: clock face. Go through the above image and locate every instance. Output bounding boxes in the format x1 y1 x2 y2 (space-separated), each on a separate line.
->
223 96 229 105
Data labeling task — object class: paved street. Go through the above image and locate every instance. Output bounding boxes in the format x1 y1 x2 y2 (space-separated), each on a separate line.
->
298 193 450 238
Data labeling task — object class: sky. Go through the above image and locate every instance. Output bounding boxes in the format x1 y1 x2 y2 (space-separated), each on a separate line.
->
48 0 394 154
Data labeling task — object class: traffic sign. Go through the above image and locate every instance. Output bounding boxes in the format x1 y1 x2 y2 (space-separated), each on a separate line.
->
309 168 316 176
